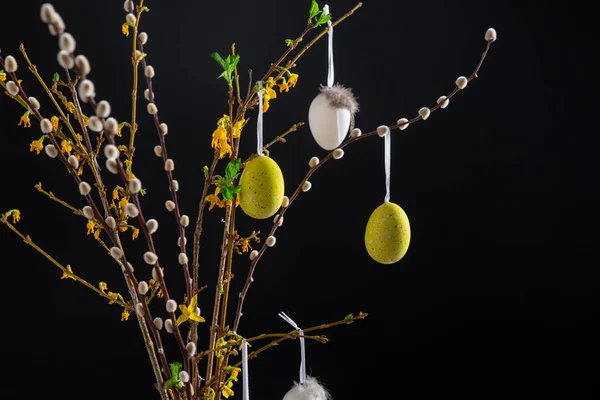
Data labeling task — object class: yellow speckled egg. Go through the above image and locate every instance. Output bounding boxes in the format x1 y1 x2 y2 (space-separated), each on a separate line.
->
239 155 285 219
364 202 411 264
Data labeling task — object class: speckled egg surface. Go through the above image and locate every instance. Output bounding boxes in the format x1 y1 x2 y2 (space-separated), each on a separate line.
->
364 201 411 264
239 155 284 219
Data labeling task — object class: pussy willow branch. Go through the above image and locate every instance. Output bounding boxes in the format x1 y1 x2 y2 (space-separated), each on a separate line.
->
138 42 193 303
1 216 130 308
232 37 495 333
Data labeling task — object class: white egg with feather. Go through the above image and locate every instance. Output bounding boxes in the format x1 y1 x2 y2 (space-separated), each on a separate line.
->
282 377 330 400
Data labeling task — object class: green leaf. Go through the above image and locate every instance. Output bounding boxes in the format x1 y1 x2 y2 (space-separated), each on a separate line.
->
169 362 183 377
139 188 147 196
203 165 209 178
314 13 331 28
211 52 227 70
222 187 233 201
285 39 294 47
344 313 354 320
52 72 60 82
232 185 241 194
309 0 320 21
164 377 179 390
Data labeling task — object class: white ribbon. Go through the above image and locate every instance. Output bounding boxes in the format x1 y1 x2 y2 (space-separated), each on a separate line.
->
324 4 334 88
384 129 391 203
256 81 264 156
279 312 306 384
242 339 250 400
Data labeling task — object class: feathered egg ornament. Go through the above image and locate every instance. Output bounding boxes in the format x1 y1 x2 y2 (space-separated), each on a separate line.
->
239 81 285 219
308 4 359 151
282 377 331 400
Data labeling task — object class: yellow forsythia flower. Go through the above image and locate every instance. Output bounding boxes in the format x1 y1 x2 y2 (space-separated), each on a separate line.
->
278 80 290 93
132 227 139 240
86 220 95 235
51 116 59 132
211 125 232 159
222 381 234 399
99 282 108 292
66 102 76 114
288 73 299 88
232 119 245 139
121 309 130 321
176 294 205 326
11 210 21 223
18 111 31 128
29 137 44 155
122 23 130 36
61 139 72 155
0 70 6 82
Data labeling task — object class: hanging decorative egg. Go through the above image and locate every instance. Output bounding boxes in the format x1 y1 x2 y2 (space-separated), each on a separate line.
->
364 201 411 264
282 377 330 400
239 155 284 219
308 84 359 151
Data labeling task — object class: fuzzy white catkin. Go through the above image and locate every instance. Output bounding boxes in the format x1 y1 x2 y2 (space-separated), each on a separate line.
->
96 100 111 118
144 89 152 101
302 181 312 192
57 51 73 69
397 118 409 130
104 118 119 135
153 317 163 330
153 145 163 157
88 116 103 132
124 203 139 218
166 299 177 313
79 181 91 196
4 55 17 73
437 96 450 109
266 236 276 247
145 65 155 78
106 216 117 229
82 206 94 219
144 251 158 265
178 253 188 265
164 159 174 172
179 370 190 383
40 119 53 134
160 123 168 135
41 3 57 23
377 125 390 137
419 107 431 120
104 144 120 160
165 200 175 211
186 342 197 358
126 13 137 24
485 28 497 41
249 250 259 260
180 215 189 227
129 178 142 194
147 103 158 115
28 97 41 110
282 196 290 208
135 50 143 59
146 219 158 234
333 149 345 159
135 303 145 317
152 266 163 280
78 79 95 100
165 319 174 334
124 0 134 12
67 155 79 169
456 76 468 89
106 159 119 174
177 237 187 247
309 157 320 168
59 33 76 53
44 144 58 158
351 128 362 138
110 246 123 260
171 180 179 192
125 262 134 273
138 32 148 45
138 281 149 295
6 81 19 96
74 55 91 76
274 214 284 227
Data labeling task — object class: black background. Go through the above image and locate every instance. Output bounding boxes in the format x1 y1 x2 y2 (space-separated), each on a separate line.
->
0 0 595 398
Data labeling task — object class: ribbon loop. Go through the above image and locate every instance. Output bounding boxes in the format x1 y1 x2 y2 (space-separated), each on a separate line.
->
323 4 334 88
242 339 250 400
256 81 264 156
279 312 307 384
384 129 391 202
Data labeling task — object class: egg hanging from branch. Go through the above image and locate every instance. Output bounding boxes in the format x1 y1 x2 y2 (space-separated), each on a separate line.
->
364 201 411 264
239 155 285 219
282 377 330 400
308 84 359 150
